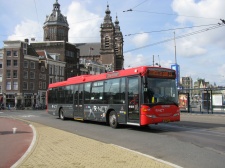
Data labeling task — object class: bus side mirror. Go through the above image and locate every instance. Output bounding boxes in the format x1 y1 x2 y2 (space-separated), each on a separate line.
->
143 76 147 88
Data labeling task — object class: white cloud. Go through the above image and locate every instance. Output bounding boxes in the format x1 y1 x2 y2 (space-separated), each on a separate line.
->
66 1 102 43
124 52 173 69
131 33 150 47
171 0 225 57
124 52 147 68
160 59 174 68
7 19 42 42
176 38 207 57
172 0 225 24
218 64 225 78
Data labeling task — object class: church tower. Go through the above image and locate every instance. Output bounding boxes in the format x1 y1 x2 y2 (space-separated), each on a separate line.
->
100 5 124 71
100 5 116 71
43 0 69 42
114 15 124 70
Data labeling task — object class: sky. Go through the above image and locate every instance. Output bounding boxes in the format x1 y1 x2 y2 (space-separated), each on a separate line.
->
0 0 225 86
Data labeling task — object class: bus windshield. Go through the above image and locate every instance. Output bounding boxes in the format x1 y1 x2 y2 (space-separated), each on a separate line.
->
143 78 178 105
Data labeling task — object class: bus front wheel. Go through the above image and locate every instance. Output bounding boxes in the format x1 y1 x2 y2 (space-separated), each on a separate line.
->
59 108 65 120
109 111 118 128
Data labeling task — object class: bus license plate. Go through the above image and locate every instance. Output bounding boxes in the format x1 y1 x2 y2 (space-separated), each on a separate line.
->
163 119 170 123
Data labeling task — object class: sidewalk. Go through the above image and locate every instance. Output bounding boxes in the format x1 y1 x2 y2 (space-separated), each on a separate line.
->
0 117 33 168
0 117 181 168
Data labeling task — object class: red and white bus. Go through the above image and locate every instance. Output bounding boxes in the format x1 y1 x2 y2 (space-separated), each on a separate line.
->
47 66 180 128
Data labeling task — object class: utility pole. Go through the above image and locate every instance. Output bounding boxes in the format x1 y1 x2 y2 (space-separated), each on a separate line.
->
158 55 160 67
174 32 177 64
153 55 154 66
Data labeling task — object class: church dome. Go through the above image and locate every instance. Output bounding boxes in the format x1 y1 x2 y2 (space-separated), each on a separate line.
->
43 0 69 28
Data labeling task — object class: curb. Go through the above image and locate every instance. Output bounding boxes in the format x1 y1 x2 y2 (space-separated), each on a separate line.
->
11 123 37 168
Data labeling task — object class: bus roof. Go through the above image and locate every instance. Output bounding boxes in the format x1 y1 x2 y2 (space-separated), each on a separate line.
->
48 66 175 89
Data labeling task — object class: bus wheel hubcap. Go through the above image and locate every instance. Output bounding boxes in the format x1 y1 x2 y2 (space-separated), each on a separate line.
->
110 115 116 125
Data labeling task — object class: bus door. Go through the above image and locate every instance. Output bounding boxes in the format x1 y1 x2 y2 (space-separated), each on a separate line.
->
127 77 140 124
78 84 84 118
73 84 83 120
73 85 79 118
73 84 84 119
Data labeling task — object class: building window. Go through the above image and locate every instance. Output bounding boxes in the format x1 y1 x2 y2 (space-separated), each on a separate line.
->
39 73 42 79
41 66 45 72
52 65 54 74
23 82 28 90
13 70 17 78
7 60 11 67
43 82 46 89
0 63 2 69
59 67 61 75
30 82 34 90
49 77 53 84
0 85 2 93
49 65 52 75
42 74 46 80
115 46 119 55
13 81 18 90
6 70 11 78
30 62 35 69
24 61 28 68
23 43 27 49
62 67 64 76
7 51 11 56
66 50 75 57
13 51 18 56
39 81 42 89
59 67 63 76
30 71 35 79
55 66 58 75
24 71 28 79
23 49 27 55
13 60 18 66
6 82 11 90
105 36 110 48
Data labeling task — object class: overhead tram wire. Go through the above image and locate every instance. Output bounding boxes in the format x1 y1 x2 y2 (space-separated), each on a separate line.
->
125 23 219 36
124 23 225 53
130 0 149 10
124 9 219 21
33 0 43 39
123 0 150 12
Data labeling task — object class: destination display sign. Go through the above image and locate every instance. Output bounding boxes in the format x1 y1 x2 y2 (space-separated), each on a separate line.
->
147 68 175 78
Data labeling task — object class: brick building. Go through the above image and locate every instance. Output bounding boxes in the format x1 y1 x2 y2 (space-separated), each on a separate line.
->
0 40 66 109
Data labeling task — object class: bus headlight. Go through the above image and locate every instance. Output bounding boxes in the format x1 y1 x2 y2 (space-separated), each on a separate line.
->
141 105 151 113
173 113 180 117
146 115 157 118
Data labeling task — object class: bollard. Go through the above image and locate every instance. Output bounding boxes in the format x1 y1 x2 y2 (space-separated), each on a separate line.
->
12 127 17 134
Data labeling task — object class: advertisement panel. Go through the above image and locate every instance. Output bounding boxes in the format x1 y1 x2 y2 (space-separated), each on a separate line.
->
178 93 189 111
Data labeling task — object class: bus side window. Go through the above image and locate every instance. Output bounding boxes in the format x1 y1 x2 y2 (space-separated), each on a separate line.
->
84 83 91 104
120 78 125 104
128 77 139 106
90 81 104 104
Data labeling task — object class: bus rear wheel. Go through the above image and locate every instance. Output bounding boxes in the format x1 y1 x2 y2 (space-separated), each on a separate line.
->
109 111 118 128
59 108 65 120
